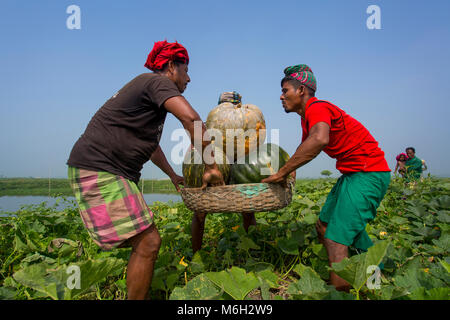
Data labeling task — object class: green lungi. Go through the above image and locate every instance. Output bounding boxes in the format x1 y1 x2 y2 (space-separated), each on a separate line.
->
319 171 391 251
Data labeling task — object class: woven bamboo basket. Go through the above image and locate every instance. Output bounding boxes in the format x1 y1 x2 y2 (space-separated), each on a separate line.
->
181 178 295 214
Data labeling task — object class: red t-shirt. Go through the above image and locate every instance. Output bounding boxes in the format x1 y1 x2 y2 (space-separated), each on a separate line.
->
301 97 390 173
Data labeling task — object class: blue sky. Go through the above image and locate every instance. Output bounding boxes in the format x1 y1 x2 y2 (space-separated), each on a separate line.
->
0 0 449 179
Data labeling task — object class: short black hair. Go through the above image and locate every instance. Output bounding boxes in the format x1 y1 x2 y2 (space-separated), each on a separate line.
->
406 147 415 153
281 76 316 97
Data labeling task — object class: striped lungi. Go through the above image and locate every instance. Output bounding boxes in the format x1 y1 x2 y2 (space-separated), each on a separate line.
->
68 166 154 250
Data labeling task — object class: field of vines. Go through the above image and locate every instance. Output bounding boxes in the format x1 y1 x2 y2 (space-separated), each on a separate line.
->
0 177 449 300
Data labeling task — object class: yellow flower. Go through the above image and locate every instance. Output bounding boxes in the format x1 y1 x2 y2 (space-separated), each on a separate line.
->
179 256 188 267
232 225 240 231
297 195 303 199
379 231 387 237
423 268 429 273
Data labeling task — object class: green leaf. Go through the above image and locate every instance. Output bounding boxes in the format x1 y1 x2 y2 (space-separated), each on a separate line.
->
323 289 355 300
436 211 450 223
408 287 450 300
403 189 414 196
154 251 175 269
20 253 56 268
0 287 18 300
256 269 279 288
31 220 46 234
364 285 409 300
436 195 450 210
406 205 427 219
287 269 331 300
331 240 390 292
432 234 450 252
255 269 279 300
237 237 260 252
151 267 167 291
114 278 127 292
190 251 206 273
394 262 445 292
437 222 450 234
70 258 125 299
439 258 450 273
259 280 271 300
161 222 180 230
222 250 234 268
14 229 40 253
13 258 126 300
166 270 182 291
256 217 269 226
206 267 260 300
298 197 316 208
310 257 330 280
243 259 274 273
277 237 299 255
311 243 328 260
391 216 409 225
302 212 317 225
170 274 223 300
276 211 293 223
429 262 450 285
411 227 439 239
293 263 320 278
13 263 67 300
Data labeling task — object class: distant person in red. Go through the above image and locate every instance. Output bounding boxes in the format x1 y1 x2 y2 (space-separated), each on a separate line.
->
262 64 391 292
394 153 409 177
67 41 224 300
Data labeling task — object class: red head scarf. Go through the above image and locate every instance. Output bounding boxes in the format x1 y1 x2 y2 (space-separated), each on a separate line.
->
396 153 409 161
144 40 189 71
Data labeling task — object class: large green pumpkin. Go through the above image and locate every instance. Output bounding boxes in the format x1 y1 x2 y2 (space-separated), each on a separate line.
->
182 145 231 188
206 97 266 162
230 143 290 184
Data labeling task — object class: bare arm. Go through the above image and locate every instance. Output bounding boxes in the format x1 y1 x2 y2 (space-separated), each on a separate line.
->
164 96 216 169
151 145 177 178
163 96 224 188
151 145 184 192
261 122 330 183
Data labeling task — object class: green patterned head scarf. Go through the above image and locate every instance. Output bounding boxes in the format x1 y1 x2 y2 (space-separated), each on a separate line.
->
283 64 317 92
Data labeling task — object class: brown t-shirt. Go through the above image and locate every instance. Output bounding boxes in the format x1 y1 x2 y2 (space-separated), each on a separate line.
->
67 73 181 184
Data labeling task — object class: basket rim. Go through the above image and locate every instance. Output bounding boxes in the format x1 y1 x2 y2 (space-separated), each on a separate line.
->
181 177 295 193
